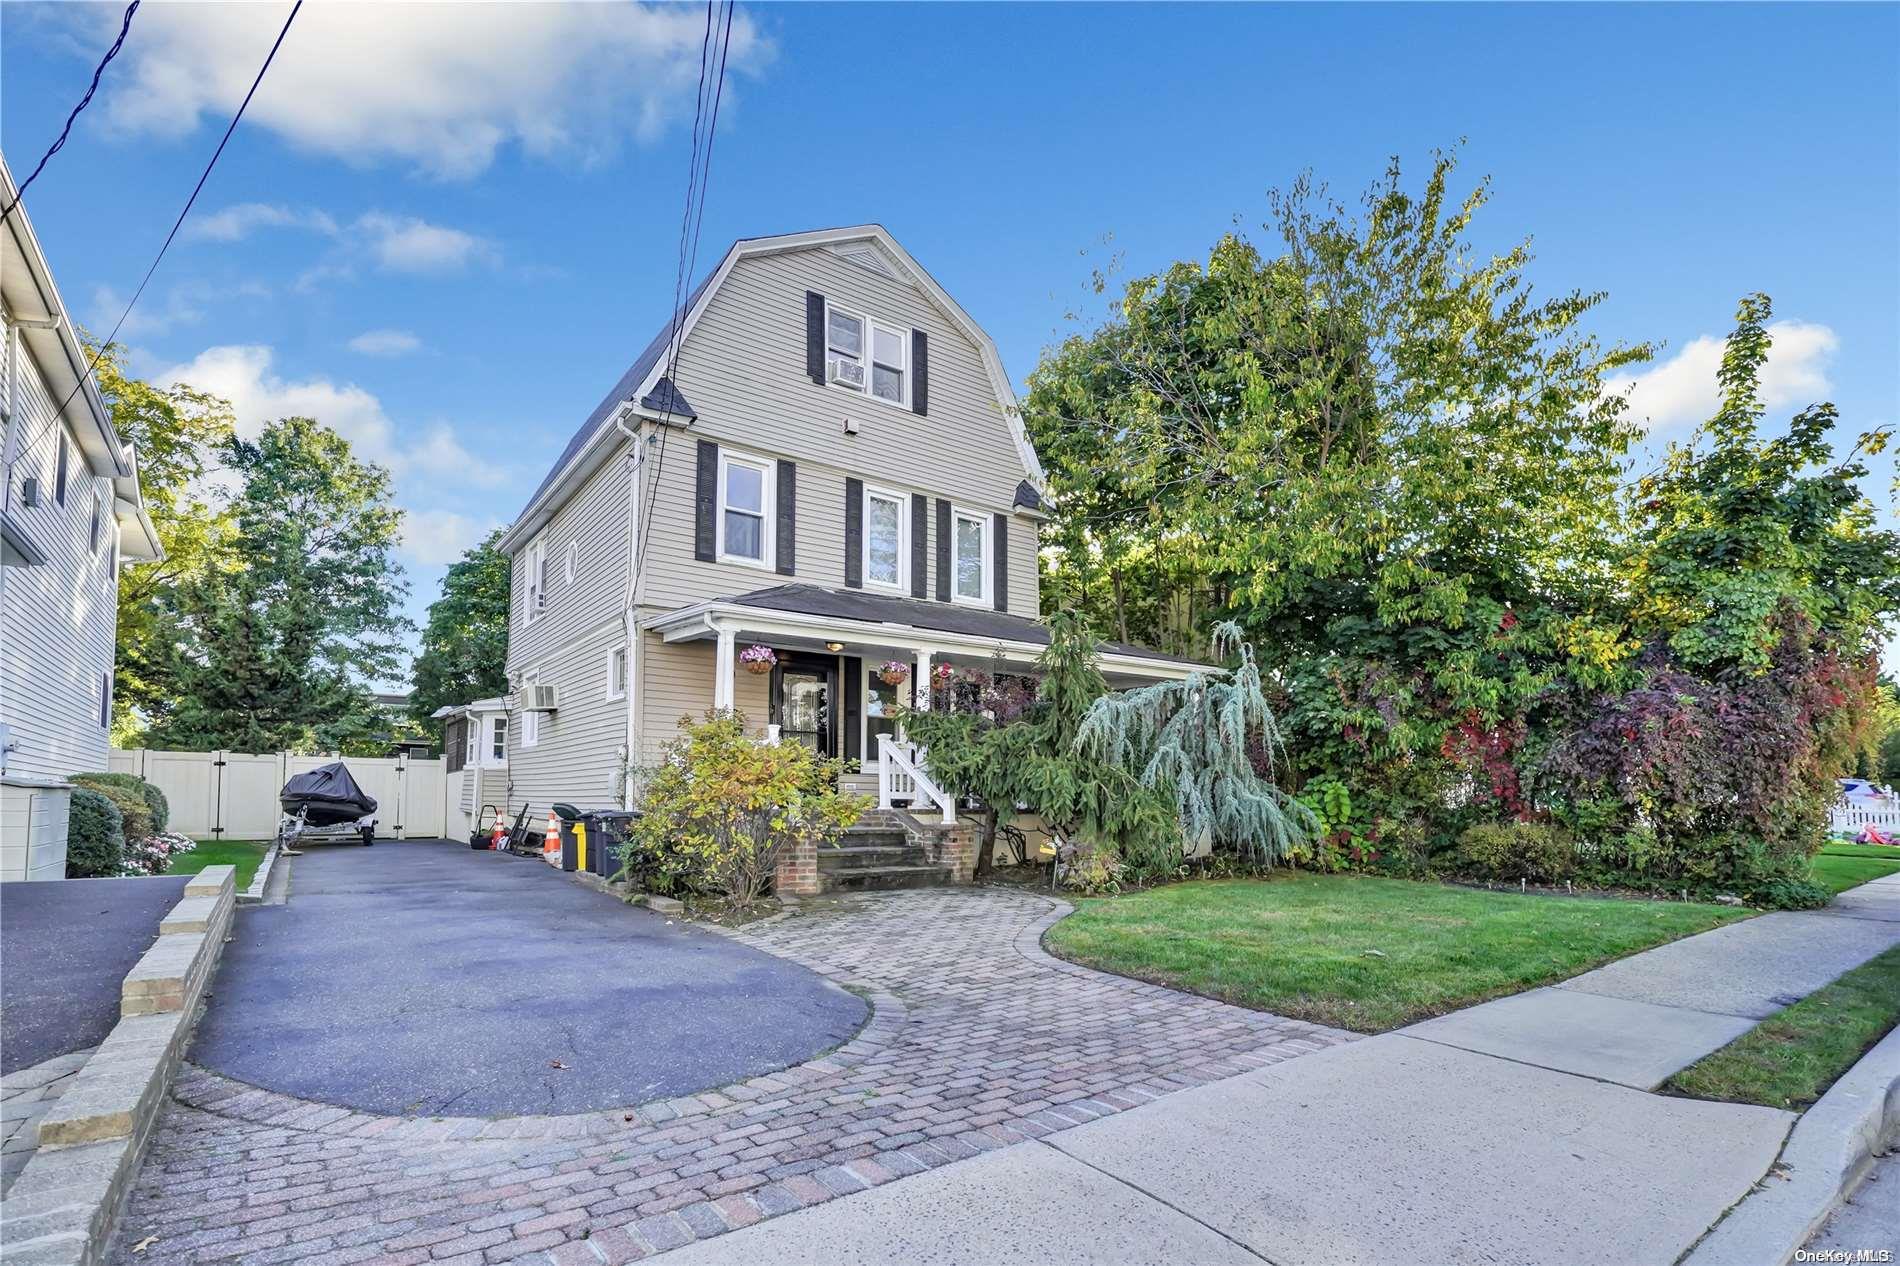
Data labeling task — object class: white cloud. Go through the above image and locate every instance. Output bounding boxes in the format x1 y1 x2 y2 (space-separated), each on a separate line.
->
1609 320 1839 433
348 329 422 358
156 346 509 566
185 202 338 242
357 213 495 274
402 510 502 566
84 4 773 180
90 278 271 338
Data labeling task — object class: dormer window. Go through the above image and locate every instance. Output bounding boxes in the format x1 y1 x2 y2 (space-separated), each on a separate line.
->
826 303 909 407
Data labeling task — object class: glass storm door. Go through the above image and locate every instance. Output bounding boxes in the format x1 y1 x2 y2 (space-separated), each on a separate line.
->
864 665 900 759
778 670 831 755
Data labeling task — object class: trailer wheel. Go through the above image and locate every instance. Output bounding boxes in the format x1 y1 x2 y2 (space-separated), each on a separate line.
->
361 827 375 847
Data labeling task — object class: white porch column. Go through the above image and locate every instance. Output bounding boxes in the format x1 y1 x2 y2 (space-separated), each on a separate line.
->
713 626 736 711
914 649 931 712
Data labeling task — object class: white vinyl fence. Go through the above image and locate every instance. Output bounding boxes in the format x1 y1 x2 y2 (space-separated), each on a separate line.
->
1831 801 1900 837
109 748 449 840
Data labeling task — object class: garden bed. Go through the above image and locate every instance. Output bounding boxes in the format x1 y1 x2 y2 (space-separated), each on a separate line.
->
165 840 270 892
1043 873 1749 1032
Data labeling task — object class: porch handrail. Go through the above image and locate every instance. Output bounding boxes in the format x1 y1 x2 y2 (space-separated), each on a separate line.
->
877 736 956 826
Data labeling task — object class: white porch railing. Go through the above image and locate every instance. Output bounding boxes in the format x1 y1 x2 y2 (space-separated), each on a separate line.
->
877 736 956 825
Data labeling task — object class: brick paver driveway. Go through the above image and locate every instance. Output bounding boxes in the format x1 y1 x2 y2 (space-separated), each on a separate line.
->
114 887 1352 1264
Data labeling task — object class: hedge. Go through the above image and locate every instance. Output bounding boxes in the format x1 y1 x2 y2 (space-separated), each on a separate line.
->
70 771 168 833
67 787 126 878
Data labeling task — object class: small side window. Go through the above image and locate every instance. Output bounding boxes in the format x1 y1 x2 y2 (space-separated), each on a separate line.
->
91 492 103 554
491 716 509 762
98 672 111 728
56 435 70 506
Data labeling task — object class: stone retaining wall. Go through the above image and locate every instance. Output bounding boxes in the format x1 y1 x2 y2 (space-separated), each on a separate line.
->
0 865 235 1266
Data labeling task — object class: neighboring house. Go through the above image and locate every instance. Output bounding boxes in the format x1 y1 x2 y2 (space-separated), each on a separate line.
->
485 225 1193 890
434 696 508 842
0 153 162 880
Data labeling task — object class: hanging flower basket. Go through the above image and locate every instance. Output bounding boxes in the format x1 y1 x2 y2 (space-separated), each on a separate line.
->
933 663 954 684
740 644 777 675
877 660 910 686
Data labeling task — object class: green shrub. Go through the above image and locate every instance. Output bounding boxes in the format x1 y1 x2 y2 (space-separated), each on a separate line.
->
70 772 168 833
75 781 153 843
67 788 126 877
1455 822 1576 884
1743 878 1831 911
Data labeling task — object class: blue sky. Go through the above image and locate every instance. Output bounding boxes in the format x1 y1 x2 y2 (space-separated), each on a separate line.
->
4 2 1896 680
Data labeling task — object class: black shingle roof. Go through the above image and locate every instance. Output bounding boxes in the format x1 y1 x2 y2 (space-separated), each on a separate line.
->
722 583 1205 666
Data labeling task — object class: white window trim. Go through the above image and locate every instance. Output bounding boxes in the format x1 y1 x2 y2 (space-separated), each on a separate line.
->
950 505 992 607
525 537 547 623
860 483 909 593
715 449 775 570
605 644 628 701
520 674 541 748
464 720 478 766
824 300 912 411
488 715 510 766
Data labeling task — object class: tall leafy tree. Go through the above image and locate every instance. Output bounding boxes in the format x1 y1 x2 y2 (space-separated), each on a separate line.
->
153 418 410 754
1026 148 1653 828
409 529 511 728
87 339 238 741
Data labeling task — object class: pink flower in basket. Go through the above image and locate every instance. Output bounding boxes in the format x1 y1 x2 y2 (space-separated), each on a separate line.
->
933 662 954 683
877 660 910 686
739 644 777 674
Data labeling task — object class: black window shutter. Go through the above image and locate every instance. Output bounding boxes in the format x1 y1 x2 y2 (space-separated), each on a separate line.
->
842 657 863 762
693 440 718 562
911 330 929 416
910 494 928 599
993 513 1010 612
805 292 826 384
844 477 864 588
776 460 797 575
934 499 951 602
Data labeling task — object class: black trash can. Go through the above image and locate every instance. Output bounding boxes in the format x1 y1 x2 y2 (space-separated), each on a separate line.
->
581 809 637 878
551 803 584 872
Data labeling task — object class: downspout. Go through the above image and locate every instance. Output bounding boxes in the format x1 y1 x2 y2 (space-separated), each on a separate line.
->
615 404 641 810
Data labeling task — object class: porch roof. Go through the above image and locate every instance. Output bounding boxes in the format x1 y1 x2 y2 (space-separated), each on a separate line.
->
644 583 1209 680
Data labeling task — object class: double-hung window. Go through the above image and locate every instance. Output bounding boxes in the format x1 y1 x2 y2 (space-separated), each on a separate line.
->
606 645 628 700
717 451 772 566
490 716 509 763
952 507 989 605
465 721 478 767
826 303 909 407
862 485 907 590
521 675 540 747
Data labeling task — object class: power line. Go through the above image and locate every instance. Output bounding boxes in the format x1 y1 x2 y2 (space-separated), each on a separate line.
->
636 0 736 580
0 0 141 225
45 0 303 431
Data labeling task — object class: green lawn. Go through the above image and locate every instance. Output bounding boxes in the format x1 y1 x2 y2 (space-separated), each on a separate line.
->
1044 873 1750 1033
165 839 270 891
1664 945 1900 1111
1811 842 1900 895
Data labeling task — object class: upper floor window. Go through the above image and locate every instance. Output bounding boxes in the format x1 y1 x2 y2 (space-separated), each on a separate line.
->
826 303 909 407
952 507 990 605
717 450 773 566
525 537 547 622
863 485 907 590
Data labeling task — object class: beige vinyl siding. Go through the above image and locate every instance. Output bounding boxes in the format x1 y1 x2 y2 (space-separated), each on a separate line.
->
0 321 117 781
635 630 768 764
507 619 628 814
507 438 632 674
633 247 1039 619
1008 516 1041 619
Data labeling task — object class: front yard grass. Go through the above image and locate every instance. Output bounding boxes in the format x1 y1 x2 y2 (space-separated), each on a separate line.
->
165 839 269 891
1663 945 1900 1111
1044 873 1749 1032
1810 842 1900 895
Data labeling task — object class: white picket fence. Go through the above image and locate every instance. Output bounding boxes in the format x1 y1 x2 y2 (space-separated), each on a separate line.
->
1831 801 1900 837
108 748 448 841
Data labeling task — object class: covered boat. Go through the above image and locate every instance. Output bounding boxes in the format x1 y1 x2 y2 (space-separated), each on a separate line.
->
279 762 378 827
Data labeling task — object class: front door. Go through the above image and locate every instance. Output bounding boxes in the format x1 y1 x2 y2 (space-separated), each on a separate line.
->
771 655 836 756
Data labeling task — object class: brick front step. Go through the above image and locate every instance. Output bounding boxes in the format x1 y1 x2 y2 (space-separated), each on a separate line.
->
818 845 929 872
820 864 955 892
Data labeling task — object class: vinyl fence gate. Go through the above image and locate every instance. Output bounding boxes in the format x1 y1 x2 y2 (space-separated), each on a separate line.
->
108 749 448 840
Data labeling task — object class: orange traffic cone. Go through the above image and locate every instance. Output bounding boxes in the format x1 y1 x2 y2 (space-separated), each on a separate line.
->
489 820 506 850
544 810 561 864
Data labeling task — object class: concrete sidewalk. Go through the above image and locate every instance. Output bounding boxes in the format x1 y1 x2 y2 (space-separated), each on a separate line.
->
655 875 1900 1265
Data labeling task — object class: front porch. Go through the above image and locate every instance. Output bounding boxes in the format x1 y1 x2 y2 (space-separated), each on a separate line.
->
643 583 1202 894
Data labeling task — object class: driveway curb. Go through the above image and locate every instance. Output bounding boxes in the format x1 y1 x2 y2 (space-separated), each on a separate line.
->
236 845 278 905
1681 1021 1900 1266
0 866 235 1266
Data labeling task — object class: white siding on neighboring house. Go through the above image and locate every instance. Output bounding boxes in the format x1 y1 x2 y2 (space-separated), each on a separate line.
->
1 319 118 783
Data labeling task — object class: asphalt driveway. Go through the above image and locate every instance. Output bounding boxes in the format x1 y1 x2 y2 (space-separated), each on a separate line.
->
1 875 189 1074
189 840 867 1116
